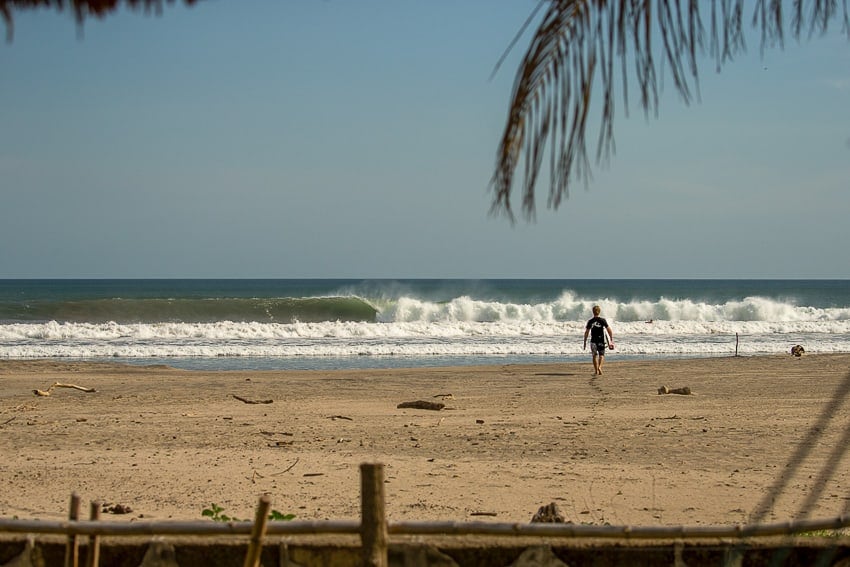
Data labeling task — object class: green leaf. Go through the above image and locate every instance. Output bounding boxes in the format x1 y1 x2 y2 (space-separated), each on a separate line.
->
269 510 295 521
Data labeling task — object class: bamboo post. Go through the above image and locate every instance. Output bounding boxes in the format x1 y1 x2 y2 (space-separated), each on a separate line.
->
64 492 81 567
85 501 101 567
242 495 271 567
360 463 388 567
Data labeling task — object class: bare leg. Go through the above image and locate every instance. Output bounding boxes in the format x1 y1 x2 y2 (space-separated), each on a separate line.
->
597 354 604 375
592 354 600 375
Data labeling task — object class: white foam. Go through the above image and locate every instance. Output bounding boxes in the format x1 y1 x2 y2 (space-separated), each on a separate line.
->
375 293 850 323
1 318 848 360
3 292 848 361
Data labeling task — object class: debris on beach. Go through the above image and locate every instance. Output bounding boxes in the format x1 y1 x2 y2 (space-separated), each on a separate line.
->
531 502 566 523
231 394 273 404
102 502 133 515
791 344 805 357
397 400 445 411
658 386 692 395
32 382 96 397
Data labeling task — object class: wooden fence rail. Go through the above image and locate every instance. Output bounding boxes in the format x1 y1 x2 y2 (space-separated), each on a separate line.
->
2 515 850 539
2 463 850 567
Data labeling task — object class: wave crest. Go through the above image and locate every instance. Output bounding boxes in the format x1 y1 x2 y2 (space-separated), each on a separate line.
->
0 297 378 324
376 293 849 324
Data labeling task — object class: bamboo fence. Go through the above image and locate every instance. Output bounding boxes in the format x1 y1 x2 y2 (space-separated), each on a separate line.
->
1 464 849 567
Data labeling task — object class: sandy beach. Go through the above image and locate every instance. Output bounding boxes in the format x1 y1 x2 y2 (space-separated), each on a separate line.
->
1 354 849 528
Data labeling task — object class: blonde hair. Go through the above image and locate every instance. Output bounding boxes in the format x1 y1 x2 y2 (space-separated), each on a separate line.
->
592 305 601 316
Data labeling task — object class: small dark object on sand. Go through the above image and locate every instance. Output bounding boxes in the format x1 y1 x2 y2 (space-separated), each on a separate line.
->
103 503 133 514
658 386 692 395
397 400 445 411
531 502 566 523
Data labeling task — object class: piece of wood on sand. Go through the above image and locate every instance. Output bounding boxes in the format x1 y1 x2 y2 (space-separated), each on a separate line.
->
232 395 273 405
658 385 692 395
33 382 97 397
397 400 445 411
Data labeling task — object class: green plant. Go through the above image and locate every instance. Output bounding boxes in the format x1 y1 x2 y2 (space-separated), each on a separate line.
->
202 503 236 522
268 509 296 521
202 503 294 522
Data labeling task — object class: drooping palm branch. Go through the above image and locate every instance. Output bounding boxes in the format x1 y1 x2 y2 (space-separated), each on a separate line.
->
491 0 849 222
3 1 847 223
0 0 198 41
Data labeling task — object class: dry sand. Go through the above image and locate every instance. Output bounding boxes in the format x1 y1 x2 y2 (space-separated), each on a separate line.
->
1 354 849 528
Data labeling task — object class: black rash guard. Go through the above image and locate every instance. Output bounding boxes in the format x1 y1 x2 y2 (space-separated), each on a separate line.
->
586 316 609 345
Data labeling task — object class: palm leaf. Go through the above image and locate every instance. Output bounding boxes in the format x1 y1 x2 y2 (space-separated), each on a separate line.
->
0 0 200 41
491 0 849 222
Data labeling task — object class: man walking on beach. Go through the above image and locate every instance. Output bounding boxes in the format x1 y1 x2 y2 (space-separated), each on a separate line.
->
583 305 614 376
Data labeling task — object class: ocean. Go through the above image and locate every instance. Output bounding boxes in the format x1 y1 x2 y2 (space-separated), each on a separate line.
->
1 279 848 371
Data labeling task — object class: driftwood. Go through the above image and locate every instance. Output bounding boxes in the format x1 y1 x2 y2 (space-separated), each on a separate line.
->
232 395 273 404
397 400 445 411
531 502 566 523
658 386 692 395
272 458 300 475
32 382 96 397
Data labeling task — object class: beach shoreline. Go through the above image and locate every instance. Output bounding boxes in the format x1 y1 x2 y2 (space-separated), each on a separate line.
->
2 354 849 528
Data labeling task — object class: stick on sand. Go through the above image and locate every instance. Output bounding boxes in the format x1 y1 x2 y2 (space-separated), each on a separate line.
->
33 382 97 397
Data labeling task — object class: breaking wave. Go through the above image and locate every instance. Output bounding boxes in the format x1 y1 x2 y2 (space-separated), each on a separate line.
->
0 297 379 324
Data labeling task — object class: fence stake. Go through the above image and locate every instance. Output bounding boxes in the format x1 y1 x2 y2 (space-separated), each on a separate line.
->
242 495 271 567
85 501 101 567
360 463 388 567
64 492 81 567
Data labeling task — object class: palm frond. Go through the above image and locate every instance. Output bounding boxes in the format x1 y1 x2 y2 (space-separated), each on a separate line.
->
491 0 849 222
0 0 199 41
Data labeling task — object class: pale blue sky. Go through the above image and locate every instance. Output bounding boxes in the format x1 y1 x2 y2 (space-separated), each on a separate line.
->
1 1 848 278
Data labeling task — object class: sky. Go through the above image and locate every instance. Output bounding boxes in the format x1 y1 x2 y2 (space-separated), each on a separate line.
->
1 1 848 279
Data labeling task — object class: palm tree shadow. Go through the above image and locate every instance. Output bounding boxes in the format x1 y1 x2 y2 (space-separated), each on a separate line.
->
749 368 850 523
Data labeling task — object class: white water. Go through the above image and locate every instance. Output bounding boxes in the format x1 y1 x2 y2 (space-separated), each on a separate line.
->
3 292 849 365
2 319 848 360
377 292 850 324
